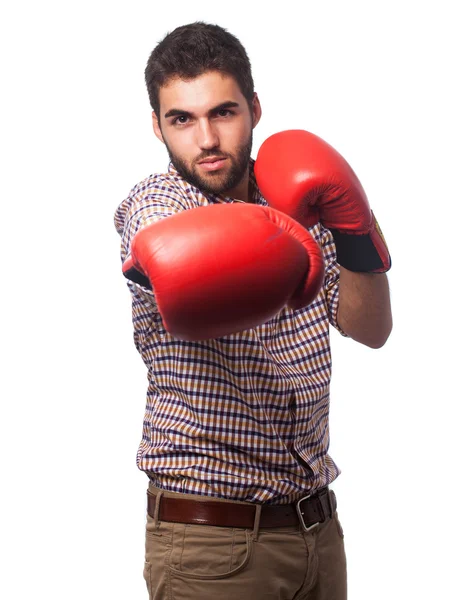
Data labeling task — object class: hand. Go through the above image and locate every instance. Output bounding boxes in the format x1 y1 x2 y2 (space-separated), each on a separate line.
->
123 203 324 340
254 129 391 273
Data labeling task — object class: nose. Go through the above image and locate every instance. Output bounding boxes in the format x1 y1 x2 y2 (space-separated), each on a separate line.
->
197 119 219 150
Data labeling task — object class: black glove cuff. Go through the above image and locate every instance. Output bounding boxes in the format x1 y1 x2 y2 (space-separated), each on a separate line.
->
329 229 391 273
123 265 152 289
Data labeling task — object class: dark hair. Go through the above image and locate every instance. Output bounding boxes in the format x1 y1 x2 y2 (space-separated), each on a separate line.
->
145 22 255 119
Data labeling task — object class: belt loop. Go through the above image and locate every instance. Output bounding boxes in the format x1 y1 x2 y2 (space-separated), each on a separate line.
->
328 490 336 518
252 504 262 541
153 490 164 529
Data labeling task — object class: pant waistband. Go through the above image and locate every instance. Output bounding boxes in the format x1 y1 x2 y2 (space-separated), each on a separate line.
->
147 486 337 531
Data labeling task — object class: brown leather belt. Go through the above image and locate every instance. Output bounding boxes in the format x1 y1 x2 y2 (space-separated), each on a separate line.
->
147 487 336 531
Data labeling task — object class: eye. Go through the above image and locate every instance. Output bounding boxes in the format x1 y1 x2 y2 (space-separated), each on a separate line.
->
172 115 190 126
218 109 232 117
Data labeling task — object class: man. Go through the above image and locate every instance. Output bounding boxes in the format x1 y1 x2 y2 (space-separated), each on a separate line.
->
114 22 392 600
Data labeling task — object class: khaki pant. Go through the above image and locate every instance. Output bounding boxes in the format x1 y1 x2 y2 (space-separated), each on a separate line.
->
143 484 347 600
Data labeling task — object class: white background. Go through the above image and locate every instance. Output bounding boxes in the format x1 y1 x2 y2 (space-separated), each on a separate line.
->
1 1 453 598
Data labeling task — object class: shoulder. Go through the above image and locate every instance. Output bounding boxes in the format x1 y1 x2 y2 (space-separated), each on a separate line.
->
123 169 193 212
114 168 200 235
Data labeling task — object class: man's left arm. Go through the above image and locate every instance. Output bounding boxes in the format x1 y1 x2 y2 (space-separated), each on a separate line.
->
338 268 392 349
254 129 394 349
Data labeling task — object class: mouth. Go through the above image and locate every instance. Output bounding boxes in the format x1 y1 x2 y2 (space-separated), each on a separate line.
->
197 157 228 172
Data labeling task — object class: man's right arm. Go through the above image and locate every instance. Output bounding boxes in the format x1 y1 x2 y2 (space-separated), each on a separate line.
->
122 203 326 341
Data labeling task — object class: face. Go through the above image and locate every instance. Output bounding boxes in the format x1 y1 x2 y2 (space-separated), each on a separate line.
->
152 71 261 201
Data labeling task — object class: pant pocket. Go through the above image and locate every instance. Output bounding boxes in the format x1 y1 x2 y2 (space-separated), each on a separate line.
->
143 561 152 598
144 516 172 598
168 523 252 581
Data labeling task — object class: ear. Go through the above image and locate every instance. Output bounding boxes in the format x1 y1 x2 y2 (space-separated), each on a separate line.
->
251 93 262 129
152 111 164 143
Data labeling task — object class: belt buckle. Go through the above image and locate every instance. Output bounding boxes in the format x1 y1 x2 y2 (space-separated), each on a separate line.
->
296 494 320 532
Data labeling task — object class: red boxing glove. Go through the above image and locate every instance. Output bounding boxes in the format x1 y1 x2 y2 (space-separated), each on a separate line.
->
254 130 391 273
123 203 324 340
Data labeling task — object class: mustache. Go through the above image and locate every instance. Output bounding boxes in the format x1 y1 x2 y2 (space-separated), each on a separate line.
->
195 150 229 162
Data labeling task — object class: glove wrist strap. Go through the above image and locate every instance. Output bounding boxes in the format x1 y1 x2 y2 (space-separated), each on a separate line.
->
330 213 391 273
122 255 152 288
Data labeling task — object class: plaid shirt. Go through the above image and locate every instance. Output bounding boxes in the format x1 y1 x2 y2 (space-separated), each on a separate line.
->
114 161 348 504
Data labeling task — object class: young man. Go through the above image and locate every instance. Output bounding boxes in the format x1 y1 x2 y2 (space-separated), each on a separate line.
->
114 22 392 600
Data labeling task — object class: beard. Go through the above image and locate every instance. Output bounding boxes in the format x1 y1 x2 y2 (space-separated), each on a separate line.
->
163 132 253 197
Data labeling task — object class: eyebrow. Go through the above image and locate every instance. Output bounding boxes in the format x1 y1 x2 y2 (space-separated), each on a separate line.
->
164 101 240 120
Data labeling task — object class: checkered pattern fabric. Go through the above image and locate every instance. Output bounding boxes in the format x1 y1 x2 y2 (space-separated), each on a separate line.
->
114 161 347 504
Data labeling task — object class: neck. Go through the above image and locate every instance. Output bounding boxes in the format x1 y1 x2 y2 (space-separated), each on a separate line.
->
224 168 252 203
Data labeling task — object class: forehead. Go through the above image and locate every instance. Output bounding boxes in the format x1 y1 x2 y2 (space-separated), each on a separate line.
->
158 71 246 115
